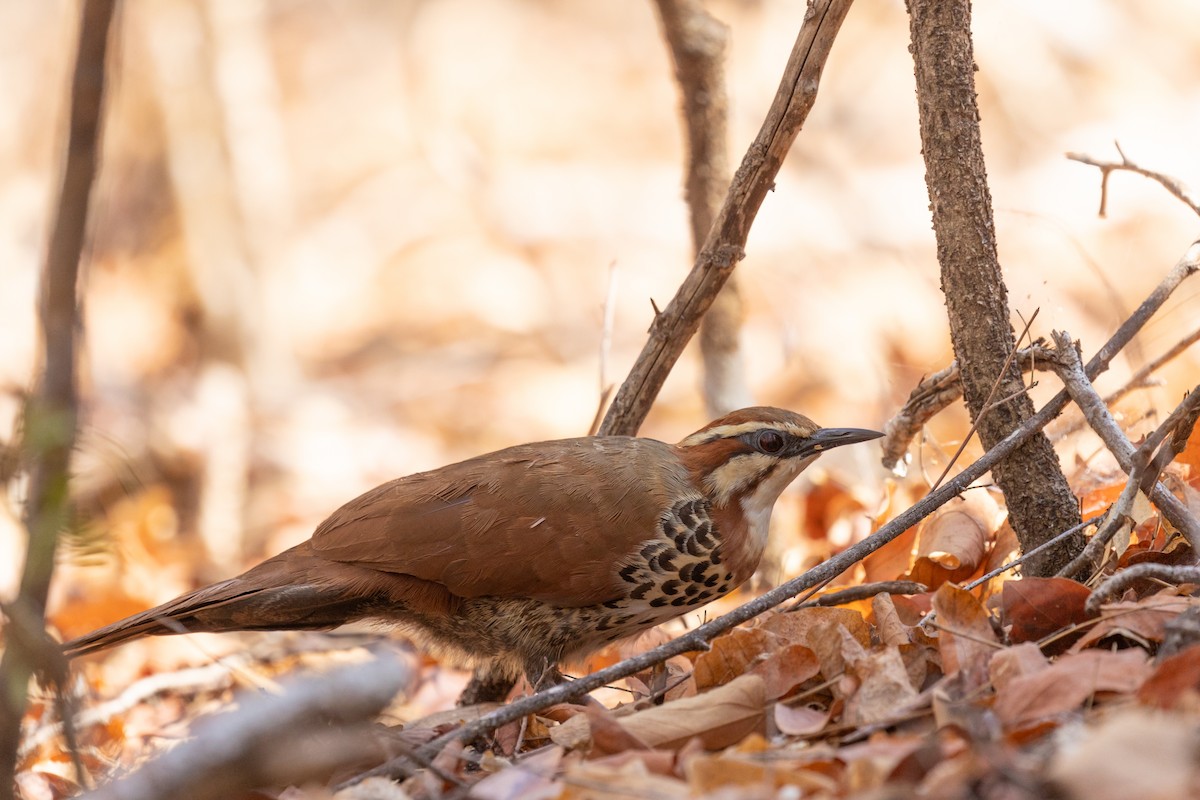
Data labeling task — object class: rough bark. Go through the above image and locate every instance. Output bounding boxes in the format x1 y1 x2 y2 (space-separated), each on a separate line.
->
907 0 1083 575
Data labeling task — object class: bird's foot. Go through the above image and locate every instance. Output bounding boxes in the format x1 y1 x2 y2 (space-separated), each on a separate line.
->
458 669 517 706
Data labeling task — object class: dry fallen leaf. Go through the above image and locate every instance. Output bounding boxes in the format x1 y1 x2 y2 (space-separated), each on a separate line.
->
840 635 919 727
550 674 768 753
1049 707 1200 800
1002 577 1093 651
987 641 1049 693
465 743 564 800
692 627 777 690
872 592 913 647
773 702 830 736
1071 595 1199 652
931 583 997 684
993 649 1152 727
1137 643 1200 711
618 674 768 752
910 491 999 586
761 607 871 682
748 643 821 700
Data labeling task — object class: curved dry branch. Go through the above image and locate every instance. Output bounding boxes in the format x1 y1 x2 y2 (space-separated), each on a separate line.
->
600 0 855 436
1068 146 1200 218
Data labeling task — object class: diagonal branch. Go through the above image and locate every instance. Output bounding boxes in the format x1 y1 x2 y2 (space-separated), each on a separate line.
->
600 0 855 436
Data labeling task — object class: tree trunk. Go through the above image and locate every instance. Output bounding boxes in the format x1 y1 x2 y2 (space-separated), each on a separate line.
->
907 0 1084 575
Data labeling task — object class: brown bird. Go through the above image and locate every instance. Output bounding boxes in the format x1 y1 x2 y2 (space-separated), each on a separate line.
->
63 407 881 703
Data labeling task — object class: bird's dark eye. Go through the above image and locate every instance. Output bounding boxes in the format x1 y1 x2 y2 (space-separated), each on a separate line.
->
756 430 785 454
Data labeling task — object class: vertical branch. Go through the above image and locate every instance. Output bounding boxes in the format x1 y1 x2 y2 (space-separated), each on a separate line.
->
601 0 855 437
0 0 116 791
652 0 749 417
906 0 1083 575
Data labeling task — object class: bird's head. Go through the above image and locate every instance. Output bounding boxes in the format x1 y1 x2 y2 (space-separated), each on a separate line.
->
675 406 882 521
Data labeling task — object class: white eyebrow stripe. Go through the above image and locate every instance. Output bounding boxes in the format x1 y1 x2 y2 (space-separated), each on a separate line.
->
679 422 807 447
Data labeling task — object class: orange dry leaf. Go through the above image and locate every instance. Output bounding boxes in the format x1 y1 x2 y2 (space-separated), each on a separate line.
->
551 674 768 753
692 627 776 690
580 704 654 756
685 748 839 795
862 480 922 584
748 644 821 700
1070 595 1199 652
1175 422 1200 488
992 649 1152 728
906 491 999 589
802 477 869 542
619 674 767 752
1001 577 1093 650
840 632 919 726
560 758 689 800
871 592 913 647
987 641 1049 693
760 606 872 682
774 702 831 736
931 583 997 682
1137 643 1200 710
1077 477 1128 522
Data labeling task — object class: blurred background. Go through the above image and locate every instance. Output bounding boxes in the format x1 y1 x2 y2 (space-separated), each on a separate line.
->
2 0 1199 654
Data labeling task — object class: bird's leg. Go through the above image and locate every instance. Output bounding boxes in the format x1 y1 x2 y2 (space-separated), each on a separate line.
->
458 666 517 706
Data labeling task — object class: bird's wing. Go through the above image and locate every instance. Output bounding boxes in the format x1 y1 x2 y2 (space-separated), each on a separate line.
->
309 437 696 607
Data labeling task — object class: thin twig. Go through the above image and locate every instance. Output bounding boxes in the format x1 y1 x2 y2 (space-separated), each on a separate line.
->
1068 148 1200 218
881 342 1057 471
960 519 1095 592
588 261 620 436
1104 325 1200 407
797 581 927 608
1048 329 1200 558
1061 384 1200 580
928 311 1039 493
1086 565 1200 615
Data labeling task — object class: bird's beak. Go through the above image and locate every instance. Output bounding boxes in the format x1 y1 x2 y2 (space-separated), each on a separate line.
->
801 427 884 455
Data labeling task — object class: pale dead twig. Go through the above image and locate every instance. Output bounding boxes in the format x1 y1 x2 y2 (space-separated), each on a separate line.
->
881 343 1058 471
0 0 116 789
960 519 1095 592
1104 325 1200 407
1047 329 1200 567
884 322 1200 468
1068 144 1200 219
1058 378 1200 580
587 261 620 436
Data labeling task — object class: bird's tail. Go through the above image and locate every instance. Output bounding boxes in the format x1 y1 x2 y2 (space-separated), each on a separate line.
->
61 542 405 659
